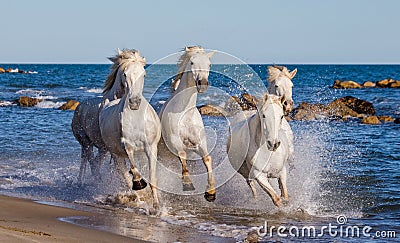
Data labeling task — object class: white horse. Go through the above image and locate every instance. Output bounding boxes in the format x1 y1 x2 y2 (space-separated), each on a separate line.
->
99 52 161 211
228 94 290 207
72 49 137 183
267 65 297 113
267 65 297 166
160 46 216 202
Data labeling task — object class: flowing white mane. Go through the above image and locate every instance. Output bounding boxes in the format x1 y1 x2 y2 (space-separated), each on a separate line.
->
103 49 146 94
267 65 294 82
172 46 205 88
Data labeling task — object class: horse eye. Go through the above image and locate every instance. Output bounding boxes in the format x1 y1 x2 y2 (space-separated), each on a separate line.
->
275 84 279 88
262 114 266 118
190 62 194 65
281 115 284 120
123 73 127 77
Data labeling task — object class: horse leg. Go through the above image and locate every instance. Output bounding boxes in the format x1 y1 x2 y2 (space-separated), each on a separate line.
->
178 151 195 191
202 155 216 202
254 172 283 207
112 156 132 190
247 179 258 199
278 166 289 200
125 145 147 190
78 146 88 184
145 143 160 213
90 146 107 181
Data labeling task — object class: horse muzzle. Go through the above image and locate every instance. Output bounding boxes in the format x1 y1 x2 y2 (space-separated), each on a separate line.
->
128 96 141 110
196 79 209 93
267 140 281 152
283 100 294 113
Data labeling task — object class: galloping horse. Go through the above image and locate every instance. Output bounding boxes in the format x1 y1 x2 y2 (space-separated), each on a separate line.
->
160 46 216 202
267 65 297 165
228 94 290 207
72 49 140 183
99 52 161 211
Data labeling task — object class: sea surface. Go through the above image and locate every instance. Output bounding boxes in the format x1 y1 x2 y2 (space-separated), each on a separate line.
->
0 64 399 242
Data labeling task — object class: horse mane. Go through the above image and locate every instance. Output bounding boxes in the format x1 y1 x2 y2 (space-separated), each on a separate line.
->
103 49 146 94
259 94 284 111
172 46 205 88
267 65 293 82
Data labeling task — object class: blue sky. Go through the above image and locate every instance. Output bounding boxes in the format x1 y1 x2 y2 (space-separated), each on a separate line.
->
1 0 399 64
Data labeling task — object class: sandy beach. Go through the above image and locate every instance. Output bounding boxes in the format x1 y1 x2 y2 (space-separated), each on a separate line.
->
0 195 235 242
0 195 143 242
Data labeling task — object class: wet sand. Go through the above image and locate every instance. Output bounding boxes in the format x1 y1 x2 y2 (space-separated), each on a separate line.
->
0 195 234 242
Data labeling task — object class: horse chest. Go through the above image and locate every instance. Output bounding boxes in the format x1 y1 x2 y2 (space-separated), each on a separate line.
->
250 146 283 177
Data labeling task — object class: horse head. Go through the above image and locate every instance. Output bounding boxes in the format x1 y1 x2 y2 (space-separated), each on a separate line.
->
120 51 146 110
267 65 297 113
258 94 285 152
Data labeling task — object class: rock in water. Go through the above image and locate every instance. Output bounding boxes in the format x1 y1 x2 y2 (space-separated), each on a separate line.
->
333 80 362 89
198 104 227 116
59 100 80 110
362 81 376 87
17 96 42 107
378 116 394 122
362 116 381 125
329 96 375 115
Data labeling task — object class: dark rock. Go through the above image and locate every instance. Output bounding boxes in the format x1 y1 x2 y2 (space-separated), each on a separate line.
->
329 96 375 115
376 78 396 88
59 100 80 110
16 96 42 107
362 81 376 87
198 104 227 116
291 96 375 121
362 116 381 125
291 102 330 120
378 116 394 122
333 80 362 89
389 80 400 88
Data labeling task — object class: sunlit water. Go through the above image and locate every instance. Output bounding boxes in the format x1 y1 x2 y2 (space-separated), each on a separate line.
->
0 64 399 242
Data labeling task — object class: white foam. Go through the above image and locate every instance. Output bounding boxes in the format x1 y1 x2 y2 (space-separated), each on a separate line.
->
87 88 103 93
35 101 64 109
16 89 42 94
0 101 14 106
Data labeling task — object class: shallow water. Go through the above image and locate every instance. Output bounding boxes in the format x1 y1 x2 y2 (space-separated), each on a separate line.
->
0 64 399 242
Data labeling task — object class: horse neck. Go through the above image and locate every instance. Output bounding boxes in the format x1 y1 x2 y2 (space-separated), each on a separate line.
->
250 106 279 147
103 72 124 101
173 71 198 110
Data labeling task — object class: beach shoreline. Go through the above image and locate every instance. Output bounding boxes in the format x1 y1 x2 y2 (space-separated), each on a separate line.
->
0 194 234 242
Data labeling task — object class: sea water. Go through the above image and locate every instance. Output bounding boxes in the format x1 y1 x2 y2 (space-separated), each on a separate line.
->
0 64 399 242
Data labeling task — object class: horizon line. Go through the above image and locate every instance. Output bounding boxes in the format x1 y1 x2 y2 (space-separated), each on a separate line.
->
1 62 400 65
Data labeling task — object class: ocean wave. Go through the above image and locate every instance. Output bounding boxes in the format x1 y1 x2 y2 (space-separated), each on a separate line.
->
16 89 43 94
78 87 103 94
0 101 15 107
35 101 64 109
87 88 103 93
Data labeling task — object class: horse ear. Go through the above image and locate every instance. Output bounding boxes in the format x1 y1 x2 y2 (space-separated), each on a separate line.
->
117 48 122 56
207 51 215 59
289 68 297 79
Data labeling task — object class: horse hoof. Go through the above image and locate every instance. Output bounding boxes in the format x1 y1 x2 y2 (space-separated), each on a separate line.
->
204 192 216 202
132 179 147 190
182 183 195 191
